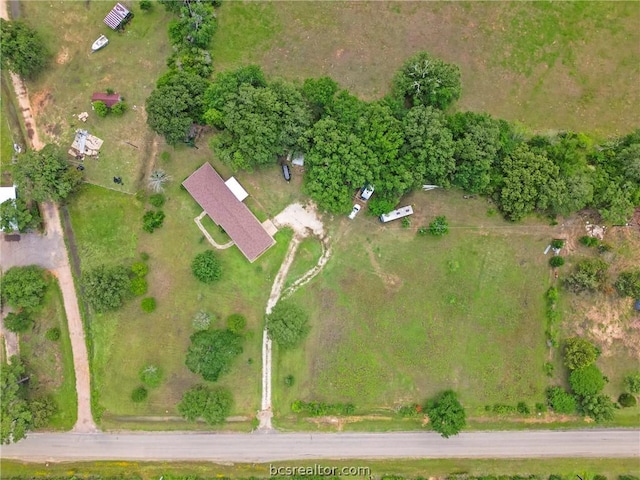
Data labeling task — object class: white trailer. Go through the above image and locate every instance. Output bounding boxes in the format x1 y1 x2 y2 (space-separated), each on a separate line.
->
379 205 414 223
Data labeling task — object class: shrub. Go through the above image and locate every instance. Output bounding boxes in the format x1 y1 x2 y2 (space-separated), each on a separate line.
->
397 404 422 417
192 310 211 331
4 310 33 332
615 270 640 298
550 239 565 249
149 193 166 208
178 385 233 425
418 226 428 236
569 364 606 396
131 261 149 277
535 402 547 413
618 393 637 408
185 329 243 382
425 390 466 438
92 101 108 118
191 250 222 283
142 210 165 233
492 404 516 415
139 365 162 388
129 277 148 296
368 197 398 217
284 375 295 387
226 313 246 334
45 326 61 341
1 265 47 310
549 256 565 267
546 386 577 414
401 217 411 228
543 362 554 377
131 386 148 402
564 258 609 293
563 337 599 370
141 297 156 313
290 400 355 416
580 394 615 422
160 151 171 163
81 264 131 313
429 216 449 236
624 372 640 394
579 236 600 247
516 402 530 415
266 300 310 349
111 101 127 115
140 252 150 261
139 0 152 11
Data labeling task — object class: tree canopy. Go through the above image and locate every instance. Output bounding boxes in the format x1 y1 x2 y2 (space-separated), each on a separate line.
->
425 390 466 438
392 51 462 110
0 19 49 78
0 198 37 233
185 329 243 382
569 364 606 397
191 250 222 283
1 265 47 310
178 384 233 424
81 264 131 313
1 357 32 444
563 337 599 370
266 300 310 350
14 144 82 203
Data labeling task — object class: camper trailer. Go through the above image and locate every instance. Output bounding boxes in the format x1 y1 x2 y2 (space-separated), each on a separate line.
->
379 205 413 223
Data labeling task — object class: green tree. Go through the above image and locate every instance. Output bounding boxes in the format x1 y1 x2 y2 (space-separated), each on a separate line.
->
624 372 640 394
266 301 310 349
549 256 565 267
615 270 640 298
211 81 312 170
425 390 466 438
429 216 449 236
191 250 222 283
129 277 148 296
168 2 217 49
185 329 243 382
139 365 163 388
139 0 152 11
1 357 32 444
29 396 56 428
569 364 606 397
14 144 82 203
0 19 49 78
131 386 148 402
392 51 461 110
142 210 165 233
564 258 609 293
226 314 246 334
302 76 339 119
545 386 577 414
498 144 560 221
401 106 455 187
81 265 131 313
1 265 47 310
110 101 128 116
580 394 615 422
178 384 233 425
146 71 209 145
4 311 33 333
0 198 36 232
563 337 599 370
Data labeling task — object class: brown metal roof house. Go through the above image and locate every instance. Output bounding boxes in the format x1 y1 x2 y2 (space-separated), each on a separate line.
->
91 92 122 108
183 163 275 262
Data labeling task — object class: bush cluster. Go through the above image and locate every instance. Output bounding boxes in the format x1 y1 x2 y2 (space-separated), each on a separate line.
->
396 403 422 417
93 100 127 118
191 250 222 283
142 210 165 233
290 400 355 416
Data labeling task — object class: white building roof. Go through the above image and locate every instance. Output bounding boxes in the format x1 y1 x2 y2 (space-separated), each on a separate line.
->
224 176 249 202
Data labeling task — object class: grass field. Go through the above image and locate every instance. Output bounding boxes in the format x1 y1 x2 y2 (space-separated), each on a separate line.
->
2 457 639 479
273 190 553 419
19 277 77 430
20 1 173 192
67 144 296 427
212 1 640 136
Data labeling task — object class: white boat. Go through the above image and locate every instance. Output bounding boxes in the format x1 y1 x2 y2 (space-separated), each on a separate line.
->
91 35 109 52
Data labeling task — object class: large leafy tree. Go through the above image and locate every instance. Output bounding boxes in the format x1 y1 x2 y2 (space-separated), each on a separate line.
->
1 265 47 310
185 329 243 382
81 265 131 313
168 2 217 50
211 81 313 170
178 384 233 425
191 250 222 283
266 300 310 350
401 105 455 187
0 198 37 232
1 357 32 444
0 19 49 78
146 71 209 145
392 51 461 110
498 144 559 221
569 364 606 397
14 145 82 203
425 390 466 438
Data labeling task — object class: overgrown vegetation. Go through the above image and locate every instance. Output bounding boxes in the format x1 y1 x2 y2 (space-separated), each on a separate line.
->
178 384 233 425
0 19 50 78
185 329 243 382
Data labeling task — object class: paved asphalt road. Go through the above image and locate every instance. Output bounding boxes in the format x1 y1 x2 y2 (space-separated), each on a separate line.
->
2 430 638 462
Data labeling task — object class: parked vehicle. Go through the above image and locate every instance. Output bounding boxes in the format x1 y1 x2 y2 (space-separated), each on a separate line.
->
282 164 291 182
348 204 361 220
361 184 374 201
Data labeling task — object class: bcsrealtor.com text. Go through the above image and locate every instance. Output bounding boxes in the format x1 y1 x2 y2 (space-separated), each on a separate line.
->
270 464 371 477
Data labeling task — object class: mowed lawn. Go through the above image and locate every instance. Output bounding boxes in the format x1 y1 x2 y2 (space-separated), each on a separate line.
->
274 190 552 416
212 1 640 136
20 1 173 191
68 142 295 427
20 278 77 430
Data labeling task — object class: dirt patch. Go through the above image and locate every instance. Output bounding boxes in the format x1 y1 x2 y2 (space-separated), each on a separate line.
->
56 46 70 65
31 89 53 119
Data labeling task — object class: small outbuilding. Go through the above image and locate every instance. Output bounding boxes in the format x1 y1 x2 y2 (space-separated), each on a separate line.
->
104 2 132 30
91 92 122 108
69 129 104 160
